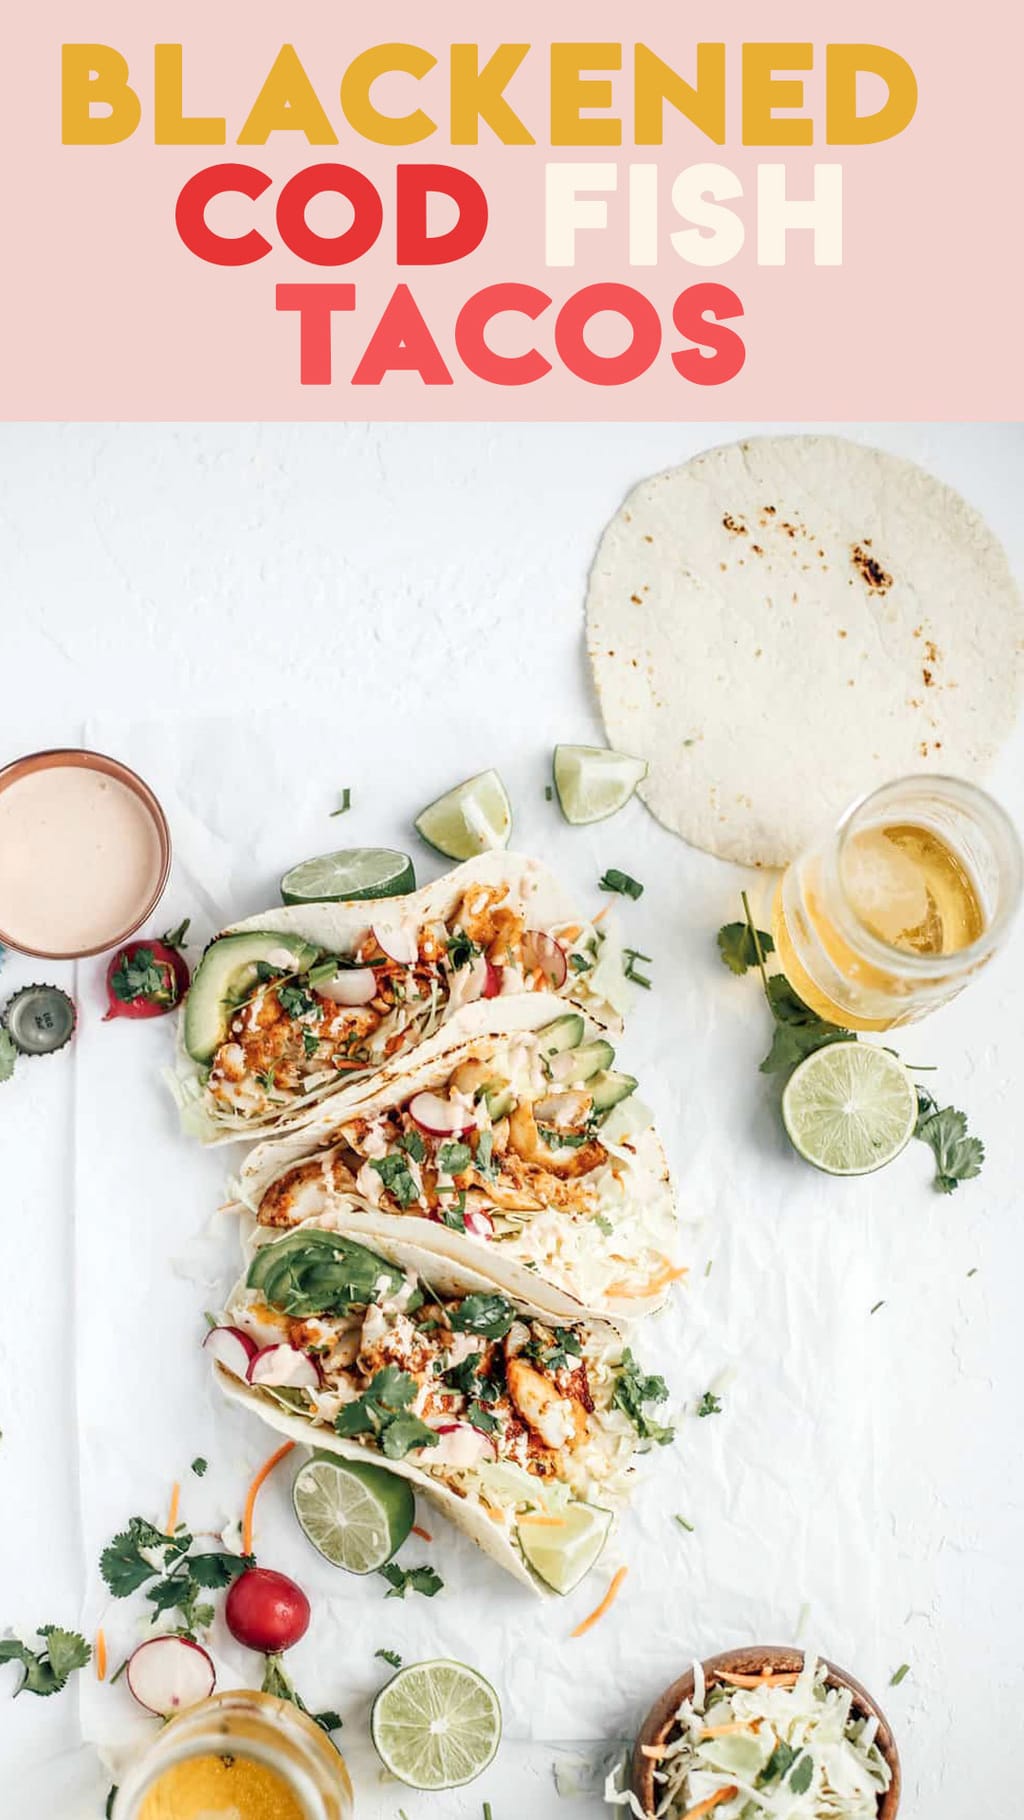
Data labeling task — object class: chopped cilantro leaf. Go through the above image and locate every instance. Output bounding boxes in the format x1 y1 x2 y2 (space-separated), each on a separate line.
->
437 1140 473 1176
334 1368 438 1459
696 1391 722 1418
370 1152 421 1210
788 1755 813 1795
446 931 481 970
449 1294 516 1339
329 787 351 817
599 869 644 900
0 1627 91 1697
376 1648 402 1669
890 1662 911 1686
569 952 591 975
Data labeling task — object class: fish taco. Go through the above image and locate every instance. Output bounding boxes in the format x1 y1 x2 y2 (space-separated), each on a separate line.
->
175 853 628 1143
235 995 682 1321
210 1223 675 1594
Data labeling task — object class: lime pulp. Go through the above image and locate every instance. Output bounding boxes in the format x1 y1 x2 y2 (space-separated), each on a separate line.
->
414 770 512 860
292 1455 414 1573
280 848 415 905
552 745 647 825
371 1658 502 1789
781 1041 918 1176
517 1501 612 1594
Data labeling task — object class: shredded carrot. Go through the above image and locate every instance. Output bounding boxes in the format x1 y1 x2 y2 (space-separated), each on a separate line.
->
411 1524 432 1542
560 925 583 943
165 1481 181 1536
716 1670 800 1689
570 1565 628 1638
517 1514 565 1528
242 1442 295 1555
681 1788 738 1820
605 1263 688 1299
592 905 610 925
94 1629 107 1682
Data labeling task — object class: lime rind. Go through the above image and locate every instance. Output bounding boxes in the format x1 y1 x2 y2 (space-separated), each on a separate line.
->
371 1658 502 1790
414 770 512 860
553 745 648 825
280 848 415 905
517 1501 613 1594
781 1042 918 1176
292 1455 414 1573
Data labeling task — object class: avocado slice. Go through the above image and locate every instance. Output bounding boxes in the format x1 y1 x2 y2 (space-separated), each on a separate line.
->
536 1013 584 1058
550 1038 615 1086
589 1069 638 1115
184 930 320 1064
247 1229 407 1317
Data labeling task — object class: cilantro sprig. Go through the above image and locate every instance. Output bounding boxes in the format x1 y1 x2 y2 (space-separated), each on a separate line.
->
100 1515 251 1637
377 1562 443 1600
914 1091 985 1193
613 1349 674 1446
0 1627 91 1697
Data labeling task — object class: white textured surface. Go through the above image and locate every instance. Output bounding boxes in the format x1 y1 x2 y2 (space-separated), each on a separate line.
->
0 422 1022 1820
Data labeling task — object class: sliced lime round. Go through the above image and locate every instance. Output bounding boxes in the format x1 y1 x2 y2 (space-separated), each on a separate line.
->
292 1455 414 1573
552 745 647 825
517 1502 612 1594
280 848 415 906
414 770 512 860
781 1042 918 1176
371 1659 502 1790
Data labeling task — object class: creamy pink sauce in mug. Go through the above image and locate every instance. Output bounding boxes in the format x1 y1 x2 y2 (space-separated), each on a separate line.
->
0 762 166 955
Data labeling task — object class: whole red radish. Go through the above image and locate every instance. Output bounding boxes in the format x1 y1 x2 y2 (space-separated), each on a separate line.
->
103 917 190 1020
225 1567 310 1654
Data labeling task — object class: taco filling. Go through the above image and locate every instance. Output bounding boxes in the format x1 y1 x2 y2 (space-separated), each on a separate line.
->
215 1229 674 1579
184 879 614 1133
250 1015 681 1311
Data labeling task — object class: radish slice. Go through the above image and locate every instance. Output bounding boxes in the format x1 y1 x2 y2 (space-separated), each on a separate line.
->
408 1091 478 1138
247 1344 322 1389
372 923 418 966
203 1326 258 1379
126 1636 215 1717
521 931 567 989
316 967 377 1007
424 1422 496 1467
463 1207 494 1241
482 962 503 998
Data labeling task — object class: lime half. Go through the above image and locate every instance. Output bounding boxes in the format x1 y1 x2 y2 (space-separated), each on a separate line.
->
517 1502 612 1594
281 848 415 906
414 770 512 860
292 1455 414 1573
553 745 647 825
371 1659 502 1789
782 1042 917 1176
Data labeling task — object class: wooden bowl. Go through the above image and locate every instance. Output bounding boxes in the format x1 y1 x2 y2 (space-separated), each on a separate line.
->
632 1645 901 1818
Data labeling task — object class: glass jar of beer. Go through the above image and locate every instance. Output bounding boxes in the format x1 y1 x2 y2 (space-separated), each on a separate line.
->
772 776 1022 1031
111 1690 355 1820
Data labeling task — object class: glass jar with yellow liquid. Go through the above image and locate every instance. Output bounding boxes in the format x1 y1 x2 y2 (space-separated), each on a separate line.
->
111 1690 355 1820
773 777 1022 1031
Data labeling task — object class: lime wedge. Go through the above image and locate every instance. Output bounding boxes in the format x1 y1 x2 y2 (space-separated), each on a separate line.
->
280 848 415 905
371 1659 502 1789
414 770 512 860
517 1502 612 1594
552 745 647 825
781 1042 918 1176
292 1455 414 1573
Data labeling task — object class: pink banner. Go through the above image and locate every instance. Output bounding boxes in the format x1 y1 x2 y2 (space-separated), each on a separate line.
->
2 1 1018 419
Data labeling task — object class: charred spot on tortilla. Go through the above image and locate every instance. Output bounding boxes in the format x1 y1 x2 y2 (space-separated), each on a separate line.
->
851 543 893 594
722 513 747 535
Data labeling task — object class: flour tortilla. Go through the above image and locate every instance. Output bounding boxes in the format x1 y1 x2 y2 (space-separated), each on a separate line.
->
233 992 678 1322
587 436 1024 866
218 1220 627 1595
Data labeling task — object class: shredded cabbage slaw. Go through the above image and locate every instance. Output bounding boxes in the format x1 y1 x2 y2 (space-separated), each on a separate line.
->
608 1654 892 1819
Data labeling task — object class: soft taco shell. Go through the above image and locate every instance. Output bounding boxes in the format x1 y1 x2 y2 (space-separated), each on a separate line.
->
234 995 679 1321
587 435 1023 865
218 1222 626 1594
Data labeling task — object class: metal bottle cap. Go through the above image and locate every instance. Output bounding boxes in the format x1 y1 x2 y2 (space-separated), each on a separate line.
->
2 984 76 1056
